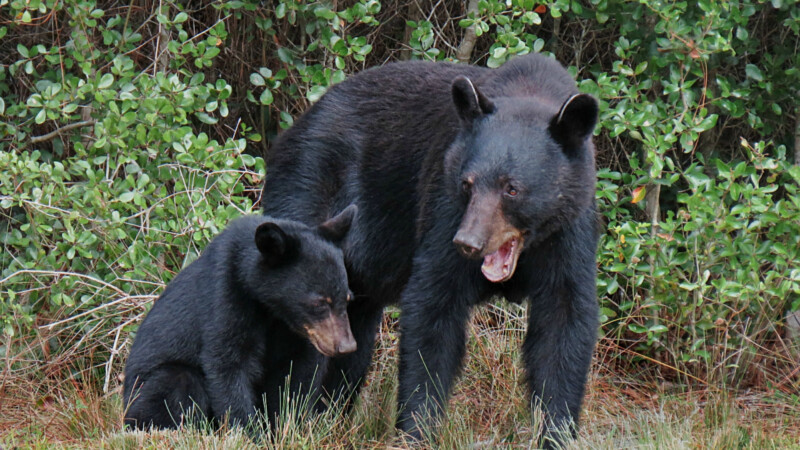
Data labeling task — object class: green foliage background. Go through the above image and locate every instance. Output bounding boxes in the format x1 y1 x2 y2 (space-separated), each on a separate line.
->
1 0 799 388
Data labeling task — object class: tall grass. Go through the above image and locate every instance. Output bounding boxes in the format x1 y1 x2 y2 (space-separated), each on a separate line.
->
2 304 798 448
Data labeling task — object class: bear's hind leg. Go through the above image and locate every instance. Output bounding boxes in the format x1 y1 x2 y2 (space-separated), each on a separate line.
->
124 363 211 430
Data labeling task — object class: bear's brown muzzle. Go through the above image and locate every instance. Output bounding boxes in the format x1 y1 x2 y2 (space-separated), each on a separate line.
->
304 312 357 357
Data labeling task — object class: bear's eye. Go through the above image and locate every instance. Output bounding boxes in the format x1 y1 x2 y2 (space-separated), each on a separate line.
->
318 297 332 308
461 180 472 193
506 185 518 197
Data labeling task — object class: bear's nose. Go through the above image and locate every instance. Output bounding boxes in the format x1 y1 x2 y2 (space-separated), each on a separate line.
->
337 338 357 355
453 234 484 259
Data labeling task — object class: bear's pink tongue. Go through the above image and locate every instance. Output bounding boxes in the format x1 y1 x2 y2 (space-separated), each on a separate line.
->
481 238 517 283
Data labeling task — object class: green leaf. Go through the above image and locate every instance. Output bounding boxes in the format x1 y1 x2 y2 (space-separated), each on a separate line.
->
98 73 114 89
195 112 218 124
696 114 718 132
93 136 107 148
250 73 266 86
174 12 189 23
307 85 327 103
745 64 764 82
628 323 647 334
259 89 274 105
314 7 337 20
280 111 294 129
277 47 293 63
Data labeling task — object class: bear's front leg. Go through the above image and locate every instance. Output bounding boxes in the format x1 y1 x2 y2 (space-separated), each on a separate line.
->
205 368 260 429
521 216 599 448
396 245 478 441
321 297 384 409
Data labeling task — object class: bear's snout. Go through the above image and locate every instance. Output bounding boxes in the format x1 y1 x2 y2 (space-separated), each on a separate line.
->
453 232 485 259
304 313 357 357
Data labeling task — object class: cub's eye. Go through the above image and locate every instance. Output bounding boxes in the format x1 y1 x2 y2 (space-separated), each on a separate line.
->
461 180 472 192
346 291 353 302
318 297 332 307
506 185 518 197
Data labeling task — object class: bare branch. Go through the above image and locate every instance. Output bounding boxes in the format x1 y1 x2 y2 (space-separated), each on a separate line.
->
30 120 97 144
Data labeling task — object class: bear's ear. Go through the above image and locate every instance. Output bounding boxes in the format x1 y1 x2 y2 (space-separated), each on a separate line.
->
255 222 297 266
548 93 598 158
318 204 357 244
452 76 495 125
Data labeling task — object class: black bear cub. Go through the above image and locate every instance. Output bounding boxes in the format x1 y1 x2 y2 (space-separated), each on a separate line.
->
123 205 358 431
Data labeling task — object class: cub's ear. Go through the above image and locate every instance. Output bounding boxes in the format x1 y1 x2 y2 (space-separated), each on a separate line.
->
318 204 357 244
549 93 598 158
255 222 297 266
452 76 495 125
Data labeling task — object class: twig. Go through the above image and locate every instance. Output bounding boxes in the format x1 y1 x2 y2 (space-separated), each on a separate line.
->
0 269 124 295
30 120 96 144
103 325 123 393
40 294 155 330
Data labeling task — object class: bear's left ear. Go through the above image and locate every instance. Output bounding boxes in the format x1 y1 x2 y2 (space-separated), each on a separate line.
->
549 93 598 158
452 76 496 125
255 222 298 266
318 204 357 244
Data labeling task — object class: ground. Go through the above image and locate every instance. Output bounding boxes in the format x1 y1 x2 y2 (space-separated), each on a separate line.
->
1 303 799 449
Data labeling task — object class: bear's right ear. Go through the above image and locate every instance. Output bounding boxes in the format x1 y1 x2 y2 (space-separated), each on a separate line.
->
452 76 495 125
255 222 297 266
318 204 357 244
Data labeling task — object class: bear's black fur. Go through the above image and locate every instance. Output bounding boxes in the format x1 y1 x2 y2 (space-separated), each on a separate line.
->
123 207 358 430
260 53 599 446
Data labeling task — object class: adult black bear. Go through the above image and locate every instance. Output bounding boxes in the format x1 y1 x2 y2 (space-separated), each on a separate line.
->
123 207 357 430
260 53 599 446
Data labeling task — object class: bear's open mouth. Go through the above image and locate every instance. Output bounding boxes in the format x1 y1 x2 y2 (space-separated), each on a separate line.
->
481 236 523 283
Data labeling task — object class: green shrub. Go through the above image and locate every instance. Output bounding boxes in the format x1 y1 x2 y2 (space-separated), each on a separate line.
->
597 143 800 380
0 1 263 357
1 0 798 386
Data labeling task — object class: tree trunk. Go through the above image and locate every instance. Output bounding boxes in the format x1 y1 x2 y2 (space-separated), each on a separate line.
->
155 1 171 74
794 109 800 166
455 0 480 63
399 1 420 61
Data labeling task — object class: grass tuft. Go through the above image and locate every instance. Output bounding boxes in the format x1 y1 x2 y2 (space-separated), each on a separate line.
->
1 303 799 448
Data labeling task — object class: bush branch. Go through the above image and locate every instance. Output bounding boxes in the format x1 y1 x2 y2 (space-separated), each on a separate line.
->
30 120 96 144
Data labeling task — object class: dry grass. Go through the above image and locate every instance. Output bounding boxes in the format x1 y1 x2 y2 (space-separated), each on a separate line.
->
2 304 799 449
